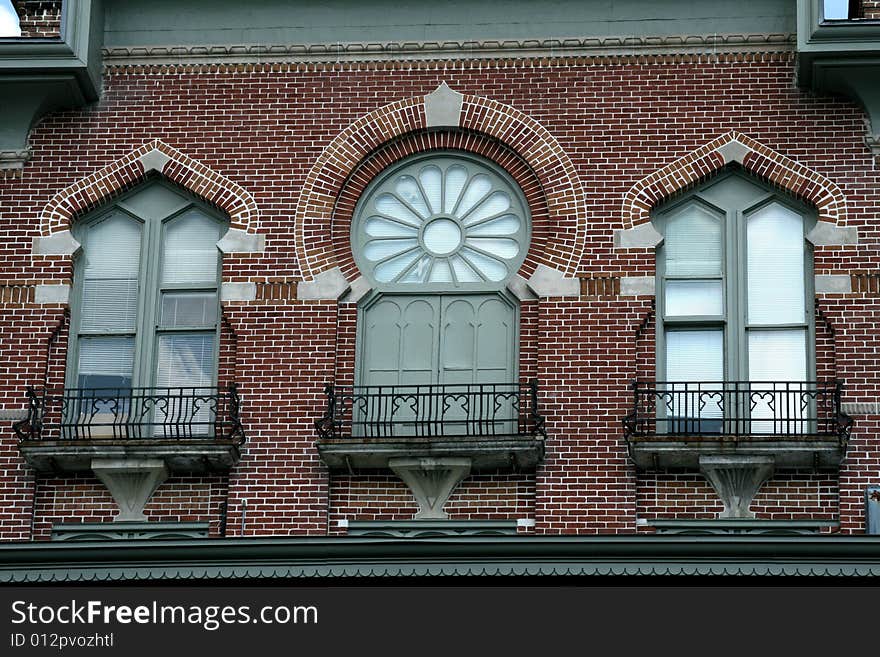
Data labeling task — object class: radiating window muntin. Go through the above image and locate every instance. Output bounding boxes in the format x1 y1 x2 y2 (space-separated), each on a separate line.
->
69 182 227 404
654 171 815 433
352 152 531 290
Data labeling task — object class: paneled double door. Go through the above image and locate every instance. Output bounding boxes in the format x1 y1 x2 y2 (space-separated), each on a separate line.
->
358 293 518 435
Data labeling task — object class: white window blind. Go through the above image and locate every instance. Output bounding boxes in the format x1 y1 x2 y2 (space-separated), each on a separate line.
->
747 203 805 325
80 213 141 332
161 211 221 285
748 329 808 432
77 336 135 388
664 205 722 277
155 334 215 388
665 280 723 317
666 329 723 420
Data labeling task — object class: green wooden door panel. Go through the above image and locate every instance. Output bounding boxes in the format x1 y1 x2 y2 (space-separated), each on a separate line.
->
362 293 515 388
362 296 439 387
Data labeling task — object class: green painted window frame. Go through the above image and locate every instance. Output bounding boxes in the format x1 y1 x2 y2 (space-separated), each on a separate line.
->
350 151 532 293
354 289 521 388
653 170 818 385
67 180 228 392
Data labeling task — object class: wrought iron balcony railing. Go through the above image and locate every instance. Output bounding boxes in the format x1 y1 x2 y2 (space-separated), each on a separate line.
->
623 380 852 442
14 386 245 443
315 381 546 440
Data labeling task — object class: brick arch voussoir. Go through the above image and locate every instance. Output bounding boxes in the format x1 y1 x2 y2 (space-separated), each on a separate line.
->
295 91 586 281
622 131 847 230
39 140 260 238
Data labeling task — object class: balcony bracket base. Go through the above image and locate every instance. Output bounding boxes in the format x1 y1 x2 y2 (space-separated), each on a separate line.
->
91 459 169 522
699 455 774 519
389 457 471 520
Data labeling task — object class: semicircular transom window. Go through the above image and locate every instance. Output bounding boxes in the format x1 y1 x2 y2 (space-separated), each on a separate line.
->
352 153 531 289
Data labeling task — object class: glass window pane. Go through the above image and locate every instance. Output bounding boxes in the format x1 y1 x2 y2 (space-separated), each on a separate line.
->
80 213 141 332
665 330 723 427
664 204 722 277
748 329 808 433
156 333 215 388
161 292 218 328
664 280 723 317
823 0 849 19
161 210 222 285
155 333 215 434
77 336 134 389
747 203 805 325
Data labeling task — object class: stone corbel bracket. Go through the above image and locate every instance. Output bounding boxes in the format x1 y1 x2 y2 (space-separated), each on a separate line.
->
700 455 775 520
389 457 471 520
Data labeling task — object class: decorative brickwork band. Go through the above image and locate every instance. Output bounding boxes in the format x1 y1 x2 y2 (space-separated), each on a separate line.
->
620 131 847 232
294 83 586 283
38 140 260 238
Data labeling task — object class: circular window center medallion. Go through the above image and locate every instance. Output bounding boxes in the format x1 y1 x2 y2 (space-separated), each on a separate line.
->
422 218 462 255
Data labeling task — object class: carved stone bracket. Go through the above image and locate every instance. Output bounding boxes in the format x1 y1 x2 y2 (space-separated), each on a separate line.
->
389 457 471 520
699 455 774 519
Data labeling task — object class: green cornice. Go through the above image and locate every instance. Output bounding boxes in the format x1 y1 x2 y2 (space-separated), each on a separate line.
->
1 535 879 582
0 0 102 167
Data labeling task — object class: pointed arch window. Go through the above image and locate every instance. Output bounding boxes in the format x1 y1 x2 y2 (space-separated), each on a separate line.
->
70 181 227 398
653 171 816 433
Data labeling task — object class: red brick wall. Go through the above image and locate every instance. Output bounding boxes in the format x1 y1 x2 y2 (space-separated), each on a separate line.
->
863 1 880 20
1 51 878 540
12 1 61 38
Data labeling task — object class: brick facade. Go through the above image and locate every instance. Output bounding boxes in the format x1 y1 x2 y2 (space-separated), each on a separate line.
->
1 44 878 539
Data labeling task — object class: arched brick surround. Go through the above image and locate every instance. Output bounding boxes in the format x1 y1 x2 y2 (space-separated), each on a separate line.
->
621 131 848 229
38 140 260 237
294 90 586 281
330 131 551 283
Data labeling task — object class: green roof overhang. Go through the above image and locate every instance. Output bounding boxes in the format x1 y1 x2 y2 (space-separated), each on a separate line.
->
1 535 879 582
0 0 102 168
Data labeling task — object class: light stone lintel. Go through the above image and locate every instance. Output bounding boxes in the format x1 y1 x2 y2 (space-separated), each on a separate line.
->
842 402 880 415
614 222 664 249
424 81 464 128
297 267 351 300
138 149 171 174
506 274 538 301
620 276 655 296
806 221 858 246
340 275 373 304
526 264 580 298
217 228 265 254
32 230 81 256
221 282 257 302
814 274 851 294
34 284 70 305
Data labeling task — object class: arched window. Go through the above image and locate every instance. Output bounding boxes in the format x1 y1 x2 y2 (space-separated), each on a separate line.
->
653 170 816 433
351 151 531 390
69 181 227 401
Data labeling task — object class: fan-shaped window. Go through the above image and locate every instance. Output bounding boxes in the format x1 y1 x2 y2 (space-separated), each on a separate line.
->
352 153 530 290
352 152 530 399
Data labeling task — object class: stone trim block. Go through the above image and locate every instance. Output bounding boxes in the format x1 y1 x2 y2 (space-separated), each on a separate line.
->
620 276 655 296
220 282 257 302
217 228 265 254
506 274 538 301
842 402 880 415
806 221 858 246
814 274 852 294
33 230 82 256
424 82 463 127
613 222 664 249
297 267 350 300
34 284 70 304
526 265 580 298
340 275 372 304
